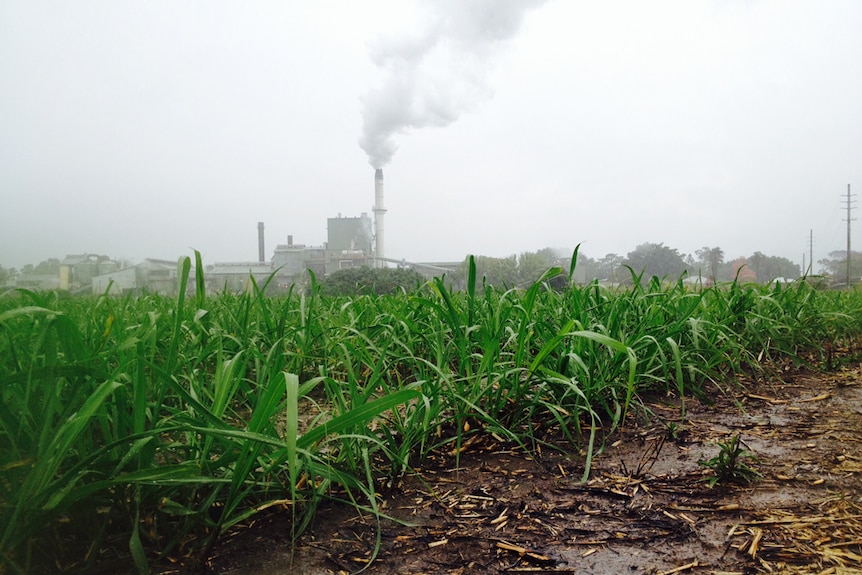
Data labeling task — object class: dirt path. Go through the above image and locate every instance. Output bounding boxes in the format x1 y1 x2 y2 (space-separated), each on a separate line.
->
205 365 862 575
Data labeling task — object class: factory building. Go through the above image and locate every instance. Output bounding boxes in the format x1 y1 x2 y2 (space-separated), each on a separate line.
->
269 212 374 288
17 168 459 295
87 213 377 295
92 259 194 296
12 254 118 293
326 213 374 258
204 261 275 294
81 170 454 294
60 254 119 291
271 238 326 279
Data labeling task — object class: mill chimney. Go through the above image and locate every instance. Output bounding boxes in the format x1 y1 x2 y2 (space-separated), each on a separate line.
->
257 222 265 263
373 168 386 268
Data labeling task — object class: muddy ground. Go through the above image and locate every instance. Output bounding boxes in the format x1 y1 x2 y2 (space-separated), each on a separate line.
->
203 364 862 575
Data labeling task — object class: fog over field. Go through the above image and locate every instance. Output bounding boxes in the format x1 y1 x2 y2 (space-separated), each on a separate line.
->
1 0 860 271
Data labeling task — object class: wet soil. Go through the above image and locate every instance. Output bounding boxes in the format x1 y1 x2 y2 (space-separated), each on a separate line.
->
203 365 862 575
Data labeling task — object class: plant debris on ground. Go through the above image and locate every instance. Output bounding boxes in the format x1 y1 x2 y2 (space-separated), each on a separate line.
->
207 365 862 575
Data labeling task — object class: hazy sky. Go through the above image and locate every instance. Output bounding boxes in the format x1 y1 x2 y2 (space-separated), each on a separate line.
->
2 0 861 271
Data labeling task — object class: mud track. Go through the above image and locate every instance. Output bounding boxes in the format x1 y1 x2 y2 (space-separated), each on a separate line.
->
205 365 862 575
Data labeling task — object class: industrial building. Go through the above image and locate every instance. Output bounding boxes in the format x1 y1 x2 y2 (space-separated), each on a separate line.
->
60 254 119 291
92 259 194 296
13 254 119 293
89 213 382 295
14 169 459 295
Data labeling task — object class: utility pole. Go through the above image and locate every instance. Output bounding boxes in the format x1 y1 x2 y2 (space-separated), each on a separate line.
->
808 229 813 276
843 184 855 287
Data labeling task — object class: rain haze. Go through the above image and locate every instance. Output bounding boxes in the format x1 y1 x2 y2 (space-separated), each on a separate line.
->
1 0 861 273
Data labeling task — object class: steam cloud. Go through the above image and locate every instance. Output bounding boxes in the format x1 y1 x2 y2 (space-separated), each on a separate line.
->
359 0 546 168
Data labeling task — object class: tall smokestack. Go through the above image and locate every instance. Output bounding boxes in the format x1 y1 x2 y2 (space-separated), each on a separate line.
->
257 222 265 263
373 168 386 267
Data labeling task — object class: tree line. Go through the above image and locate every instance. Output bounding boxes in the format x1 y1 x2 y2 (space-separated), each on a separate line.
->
0 258 62 284
4 247 860 294
457 243 841 289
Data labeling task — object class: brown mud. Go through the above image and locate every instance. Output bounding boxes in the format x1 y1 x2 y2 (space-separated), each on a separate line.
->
202 365 862 575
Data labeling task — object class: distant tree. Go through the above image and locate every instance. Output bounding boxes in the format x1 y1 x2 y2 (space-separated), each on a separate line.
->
463 254 520 288
18 259 60 277
729 257 758 282
320 267 426 296
538 247 594 286
459 248 592 289
596 253 624 283
684 253 696 269
517 248 561 286
695 246 725 282
746 252 800 282
817 250 862 284
34 258 61 274
573 252 597 283
623 243 688 281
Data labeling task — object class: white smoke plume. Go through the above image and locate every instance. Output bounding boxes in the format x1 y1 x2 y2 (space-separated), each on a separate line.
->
359 0 546 168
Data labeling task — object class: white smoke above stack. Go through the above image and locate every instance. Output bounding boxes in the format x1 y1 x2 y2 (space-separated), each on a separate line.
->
358 0 546 168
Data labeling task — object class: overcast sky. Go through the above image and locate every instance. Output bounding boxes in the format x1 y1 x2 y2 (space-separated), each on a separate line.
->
2 0 860 272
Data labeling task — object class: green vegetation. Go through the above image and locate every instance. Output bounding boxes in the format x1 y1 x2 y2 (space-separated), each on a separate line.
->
819 249 862 283
320 266 425 295
460 247 568 288
456 244 807 290
698 434 763 487
623 242 689 280
1 253 861 572
0 266 16 286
